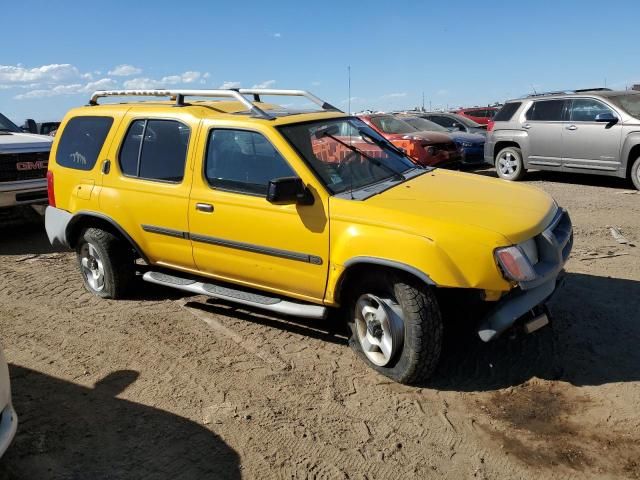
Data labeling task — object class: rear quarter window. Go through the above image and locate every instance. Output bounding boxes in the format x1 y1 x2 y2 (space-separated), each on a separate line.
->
55 116 113 170
493 103 521 122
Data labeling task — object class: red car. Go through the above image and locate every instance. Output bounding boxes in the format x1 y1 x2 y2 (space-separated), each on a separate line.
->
357 114 460 167
452 107 499 125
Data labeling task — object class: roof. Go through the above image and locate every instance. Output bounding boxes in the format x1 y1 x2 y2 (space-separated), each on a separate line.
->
505 89 639 103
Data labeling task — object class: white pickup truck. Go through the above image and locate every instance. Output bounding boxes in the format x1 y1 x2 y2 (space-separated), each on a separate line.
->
0 112 52 208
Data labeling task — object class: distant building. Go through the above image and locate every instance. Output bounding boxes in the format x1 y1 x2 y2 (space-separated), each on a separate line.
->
633 84 640 91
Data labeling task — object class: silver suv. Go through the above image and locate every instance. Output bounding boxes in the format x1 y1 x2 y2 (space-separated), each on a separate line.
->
484 88 640 189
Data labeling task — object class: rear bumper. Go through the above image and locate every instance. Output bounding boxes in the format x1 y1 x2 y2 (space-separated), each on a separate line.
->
477 275 563 342
45 206 73 247
0 403 17 457
0 179 47 208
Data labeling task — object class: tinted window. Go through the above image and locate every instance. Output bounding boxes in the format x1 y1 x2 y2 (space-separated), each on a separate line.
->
56 116 113 170
494 103 521 122
609 93 640 119
205 129 295 195
370 115 416 134
428 115 456 128
118 119 190 182
526 100 566 121
465 109 486 117
569 99 612 122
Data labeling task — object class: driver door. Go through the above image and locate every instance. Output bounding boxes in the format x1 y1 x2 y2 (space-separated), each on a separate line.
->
188 125 329 302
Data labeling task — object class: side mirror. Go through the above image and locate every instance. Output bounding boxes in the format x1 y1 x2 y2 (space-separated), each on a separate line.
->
267 177 314 205
23 118 37 134
595 112 618 123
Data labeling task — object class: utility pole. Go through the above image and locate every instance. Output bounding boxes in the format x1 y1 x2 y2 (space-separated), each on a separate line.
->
348 66 351 115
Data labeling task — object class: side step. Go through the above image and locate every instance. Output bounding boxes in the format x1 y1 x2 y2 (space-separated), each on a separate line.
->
142 271 327 319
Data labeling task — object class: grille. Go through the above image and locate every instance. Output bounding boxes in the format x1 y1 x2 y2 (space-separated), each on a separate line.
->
0 151 49 182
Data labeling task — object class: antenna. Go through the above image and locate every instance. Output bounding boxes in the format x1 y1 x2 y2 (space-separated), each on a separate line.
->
531 84 538 95
348 65 351 115
422 91 425 111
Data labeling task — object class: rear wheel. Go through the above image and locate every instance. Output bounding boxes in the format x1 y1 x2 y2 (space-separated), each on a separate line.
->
76 228 135 299
347 271 443 384
630 155 640 190
495 146 526 181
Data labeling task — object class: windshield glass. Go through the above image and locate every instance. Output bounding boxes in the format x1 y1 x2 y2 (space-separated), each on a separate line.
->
0 113 20 133
452 114 482 128
399 116 448 132
279 117 417 194
369 115 417 134
609 93 640 120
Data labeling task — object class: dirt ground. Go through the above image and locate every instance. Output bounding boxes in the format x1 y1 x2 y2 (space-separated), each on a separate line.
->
0 169 639 480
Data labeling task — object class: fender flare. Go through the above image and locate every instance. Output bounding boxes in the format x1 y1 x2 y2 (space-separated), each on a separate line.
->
67 210 149 263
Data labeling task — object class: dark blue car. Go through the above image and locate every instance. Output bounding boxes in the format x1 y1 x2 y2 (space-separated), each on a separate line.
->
397 115 486 166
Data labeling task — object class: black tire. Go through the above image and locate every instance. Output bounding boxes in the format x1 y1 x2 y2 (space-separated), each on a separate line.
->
495 146 526 181
630 155 640 191
76 228 135 299
347 271 443 385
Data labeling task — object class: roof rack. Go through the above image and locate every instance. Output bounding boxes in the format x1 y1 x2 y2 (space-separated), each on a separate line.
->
88 88 341 120
523 87 612 98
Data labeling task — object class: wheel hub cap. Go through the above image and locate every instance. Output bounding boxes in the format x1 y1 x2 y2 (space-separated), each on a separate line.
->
355 293 405 367
80 243 105 292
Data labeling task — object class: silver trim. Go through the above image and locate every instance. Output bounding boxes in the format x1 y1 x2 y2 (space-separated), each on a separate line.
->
88 89 341 120
142 271 327 319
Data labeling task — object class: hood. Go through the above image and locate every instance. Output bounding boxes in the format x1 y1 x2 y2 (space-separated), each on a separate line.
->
449 131 485 144
0 132 53 153
385 130 453 144
364 169 556 244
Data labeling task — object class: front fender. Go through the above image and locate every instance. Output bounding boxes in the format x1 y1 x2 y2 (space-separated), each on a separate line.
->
621 130 640 171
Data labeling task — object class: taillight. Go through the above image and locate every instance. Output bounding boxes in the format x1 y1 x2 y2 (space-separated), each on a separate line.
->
487 120 495 132
47 170 56 207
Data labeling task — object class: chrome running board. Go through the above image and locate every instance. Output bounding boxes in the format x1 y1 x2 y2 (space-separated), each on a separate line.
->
142 271 327 319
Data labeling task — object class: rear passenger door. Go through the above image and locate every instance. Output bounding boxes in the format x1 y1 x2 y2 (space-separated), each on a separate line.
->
100 112 198 269
522 99 566 168
562 98 623 172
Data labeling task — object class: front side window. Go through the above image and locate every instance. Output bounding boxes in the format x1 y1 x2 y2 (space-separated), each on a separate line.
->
569 99 613 122
400 116 448 132
279 118 416 194
0 113 20 133
56 116 114 170
526 100 566 121
118 119 190 182
205 129 296 195
428 115 456 128
609 93 640 119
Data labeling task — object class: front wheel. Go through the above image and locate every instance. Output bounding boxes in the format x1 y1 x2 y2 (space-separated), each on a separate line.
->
495 146 526 181
630 155 640 190
347 271 443 385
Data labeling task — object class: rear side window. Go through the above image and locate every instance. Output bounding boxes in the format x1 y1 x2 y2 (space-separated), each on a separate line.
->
494 103 521 122
56 116 113 170
118 119 190 182
205 129 295 195
526 100 566 121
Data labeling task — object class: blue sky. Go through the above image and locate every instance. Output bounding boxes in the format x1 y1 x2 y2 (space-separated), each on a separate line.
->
2 0 639 122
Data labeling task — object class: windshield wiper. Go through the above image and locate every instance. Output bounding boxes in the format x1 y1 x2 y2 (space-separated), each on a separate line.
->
319 131 406 181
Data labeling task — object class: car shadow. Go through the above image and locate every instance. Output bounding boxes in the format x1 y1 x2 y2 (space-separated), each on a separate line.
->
426 272 640 391
0 207 64 256
473 167 633 189
0 366 240 480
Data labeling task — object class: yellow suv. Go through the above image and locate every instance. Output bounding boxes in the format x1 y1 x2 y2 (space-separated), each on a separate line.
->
45 88 572 384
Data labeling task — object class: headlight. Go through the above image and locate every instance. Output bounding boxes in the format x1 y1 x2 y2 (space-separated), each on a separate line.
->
494 245 537 282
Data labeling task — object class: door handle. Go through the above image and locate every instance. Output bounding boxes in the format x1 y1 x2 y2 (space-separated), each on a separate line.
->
566 125 578 131
101 159 111 174
523 123 532 130
195 203 214 213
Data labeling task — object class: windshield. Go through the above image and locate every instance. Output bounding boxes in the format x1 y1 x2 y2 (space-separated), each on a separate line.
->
369 115 417 134
279 117 417 194
452 114 482 128
399 116 448 132
0 113 20 133
609 93 640 120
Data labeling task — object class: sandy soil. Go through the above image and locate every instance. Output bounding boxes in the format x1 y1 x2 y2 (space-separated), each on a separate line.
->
0 169 639 479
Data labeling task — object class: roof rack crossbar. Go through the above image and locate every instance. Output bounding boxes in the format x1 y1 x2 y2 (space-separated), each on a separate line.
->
523 87 613 98
88 88 342 119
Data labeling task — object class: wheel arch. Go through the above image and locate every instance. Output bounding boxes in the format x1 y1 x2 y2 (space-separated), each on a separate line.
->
493 141 521 161
334 257 435 305
66 211 148 262
625 142 640 179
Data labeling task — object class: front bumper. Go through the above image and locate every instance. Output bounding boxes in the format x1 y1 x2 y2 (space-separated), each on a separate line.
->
0 178 47 208
478 208 573 341
0 403 17 457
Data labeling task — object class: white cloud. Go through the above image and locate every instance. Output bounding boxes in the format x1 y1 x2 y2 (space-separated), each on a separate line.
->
381 92 407 99
311 81 321 86
0 64 80 85
252 80 276 89
123 71 204 89
219 81 241 89
436 89 448 96
108 64 142 76
14 77 118 99
272 33 282 38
